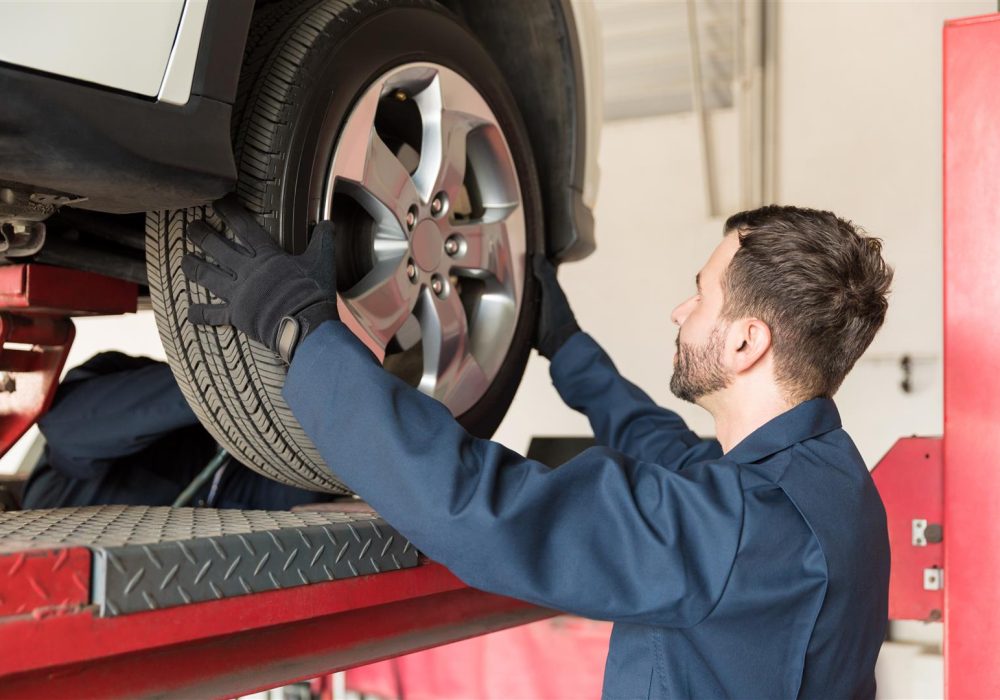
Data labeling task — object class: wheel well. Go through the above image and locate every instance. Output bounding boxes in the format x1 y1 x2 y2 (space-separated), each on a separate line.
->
247 0 591 260
439 0 590 261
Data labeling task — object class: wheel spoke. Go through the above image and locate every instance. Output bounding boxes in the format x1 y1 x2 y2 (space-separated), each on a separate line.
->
334 90 418 228
445 354 491 413
411 72 492 202
435 111 473 200
416 287 467 393
450 219 512 283
343 258 420 350
414 287 487 412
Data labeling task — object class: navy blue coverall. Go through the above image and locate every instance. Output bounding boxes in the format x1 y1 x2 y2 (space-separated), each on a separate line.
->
22 352 328 511
284 324 890 699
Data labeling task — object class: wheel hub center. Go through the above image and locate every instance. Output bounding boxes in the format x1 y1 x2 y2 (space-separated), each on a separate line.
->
411 219 443 272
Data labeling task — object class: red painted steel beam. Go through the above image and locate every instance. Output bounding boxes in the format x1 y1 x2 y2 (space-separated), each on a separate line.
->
943 13 1000 697
0 562 554 699
0 313 73 346
870 437 943 622
0 264 136 316
0 315 75 458
0 264 138 457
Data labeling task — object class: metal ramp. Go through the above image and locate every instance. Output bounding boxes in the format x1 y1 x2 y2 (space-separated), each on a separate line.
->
0 506 417 617
0 505 551 698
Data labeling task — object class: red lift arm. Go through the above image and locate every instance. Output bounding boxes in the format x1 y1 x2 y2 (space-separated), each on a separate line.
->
0 264 136 456
0 553 548 699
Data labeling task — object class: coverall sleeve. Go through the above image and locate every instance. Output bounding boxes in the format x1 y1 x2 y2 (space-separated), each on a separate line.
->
549 333 722 467
38 362 200 480
284 322 744 626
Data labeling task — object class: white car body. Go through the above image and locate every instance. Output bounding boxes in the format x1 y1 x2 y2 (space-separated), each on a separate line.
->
0 0 601 211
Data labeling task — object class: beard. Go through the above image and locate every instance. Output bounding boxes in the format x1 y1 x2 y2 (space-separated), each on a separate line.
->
670 325 731 403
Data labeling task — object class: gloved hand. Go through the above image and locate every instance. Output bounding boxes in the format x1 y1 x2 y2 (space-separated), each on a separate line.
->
532 255 580 360
181 194 339 363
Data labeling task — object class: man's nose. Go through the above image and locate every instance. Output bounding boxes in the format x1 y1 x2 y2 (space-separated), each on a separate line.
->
671 297 692 326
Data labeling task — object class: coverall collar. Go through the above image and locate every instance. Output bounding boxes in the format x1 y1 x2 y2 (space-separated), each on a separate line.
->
723 397 842 464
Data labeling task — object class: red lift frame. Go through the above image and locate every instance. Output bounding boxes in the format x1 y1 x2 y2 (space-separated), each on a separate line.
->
0 264 137 456
0 264 553 698
0 560 550 698
942 13 1000 697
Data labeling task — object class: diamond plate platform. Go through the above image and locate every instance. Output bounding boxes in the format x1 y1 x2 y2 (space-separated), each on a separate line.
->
0 506 419 616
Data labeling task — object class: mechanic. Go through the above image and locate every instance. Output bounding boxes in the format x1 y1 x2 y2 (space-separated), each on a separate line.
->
183 195 893 699
21 351 332 511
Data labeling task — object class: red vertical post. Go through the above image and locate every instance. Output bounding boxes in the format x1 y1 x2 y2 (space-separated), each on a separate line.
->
943 14 1000 697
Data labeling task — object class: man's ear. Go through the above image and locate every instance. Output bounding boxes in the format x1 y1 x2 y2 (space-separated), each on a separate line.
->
726 318 772 373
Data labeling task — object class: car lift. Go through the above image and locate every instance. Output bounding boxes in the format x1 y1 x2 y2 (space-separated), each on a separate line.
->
0 263 551 698
2 12 1000 698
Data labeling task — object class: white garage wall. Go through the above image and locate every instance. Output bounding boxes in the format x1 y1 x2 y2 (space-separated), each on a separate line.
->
773 0 994 468
499 0 992 466
494 110 735 450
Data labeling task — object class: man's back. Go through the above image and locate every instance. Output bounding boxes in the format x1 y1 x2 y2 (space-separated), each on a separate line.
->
778 429 890 697
605 425 888 698
544 333 890 698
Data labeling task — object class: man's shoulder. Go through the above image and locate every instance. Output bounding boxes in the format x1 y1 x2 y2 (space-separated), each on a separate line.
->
790 427 873 484
766 428 886 543
731 425 864 479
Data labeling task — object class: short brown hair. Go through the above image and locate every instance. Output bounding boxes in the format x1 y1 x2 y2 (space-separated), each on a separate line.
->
721 205 893 402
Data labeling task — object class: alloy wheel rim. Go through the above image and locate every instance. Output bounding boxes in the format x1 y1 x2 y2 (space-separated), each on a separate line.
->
321 63 527 416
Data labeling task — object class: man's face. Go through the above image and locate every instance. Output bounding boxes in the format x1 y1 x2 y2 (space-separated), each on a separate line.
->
669 234 740 404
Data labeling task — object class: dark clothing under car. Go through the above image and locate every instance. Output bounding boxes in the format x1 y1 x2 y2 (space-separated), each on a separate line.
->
22 352 327 511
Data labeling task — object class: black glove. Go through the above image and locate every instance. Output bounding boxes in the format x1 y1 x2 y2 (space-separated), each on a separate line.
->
532 255 580 360
181 195 339 363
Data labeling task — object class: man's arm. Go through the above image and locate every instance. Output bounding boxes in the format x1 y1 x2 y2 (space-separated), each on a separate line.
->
533 258 720 467
180 200 742 623
39 360 200 479
284 322 744 626
550 333 721 468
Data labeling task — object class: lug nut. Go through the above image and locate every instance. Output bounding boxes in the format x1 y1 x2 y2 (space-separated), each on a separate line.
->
431 275 445 296
430 192 448 217
405 206 417 231
444 236 460 256
394 90 408 102
406 260 418 282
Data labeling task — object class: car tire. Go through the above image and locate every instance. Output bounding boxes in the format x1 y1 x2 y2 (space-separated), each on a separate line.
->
147 0 543 492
